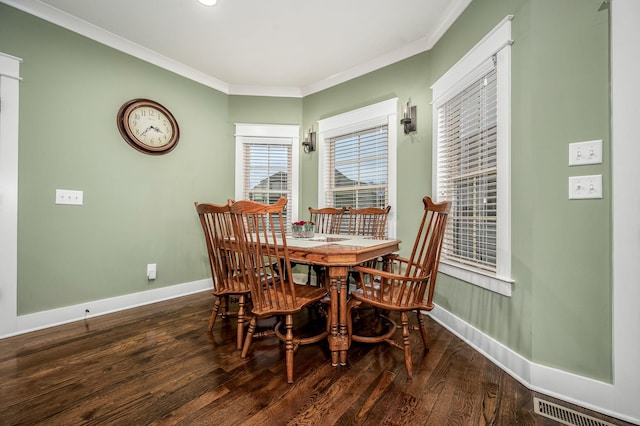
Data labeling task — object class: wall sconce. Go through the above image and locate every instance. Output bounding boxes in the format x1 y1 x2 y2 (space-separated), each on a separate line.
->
302 128 316 153
400 100 417 134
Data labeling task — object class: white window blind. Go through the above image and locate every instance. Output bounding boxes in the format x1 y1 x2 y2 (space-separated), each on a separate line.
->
324 125 389 210
318 98 398 238
437 68 497 274
235 124 299 231
432 16 513 296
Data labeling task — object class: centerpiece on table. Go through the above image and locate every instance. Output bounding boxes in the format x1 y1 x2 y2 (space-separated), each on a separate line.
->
292 220 315 238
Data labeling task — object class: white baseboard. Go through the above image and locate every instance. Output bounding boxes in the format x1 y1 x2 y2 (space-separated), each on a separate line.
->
2 279 212 339
428 305 639 425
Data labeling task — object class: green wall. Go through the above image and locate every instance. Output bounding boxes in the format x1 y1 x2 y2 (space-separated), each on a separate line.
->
1 4 232 313
229 95 302 125
1 0 612 382
302 0 611 381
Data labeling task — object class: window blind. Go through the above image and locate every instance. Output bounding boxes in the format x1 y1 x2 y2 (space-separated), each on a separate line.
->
437 68 498 274
241 137 293 229
324 126 389 211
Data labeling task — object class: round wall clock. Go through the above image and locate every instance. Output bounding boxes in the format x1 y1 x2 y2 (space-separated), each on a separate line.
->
117 98 180 155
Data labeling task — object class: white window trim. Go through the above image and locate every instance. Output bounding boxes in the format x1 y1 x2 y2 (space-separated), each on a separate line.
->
0 52 21 337
234 123 300 221
317 98 398 238
431 16 514 297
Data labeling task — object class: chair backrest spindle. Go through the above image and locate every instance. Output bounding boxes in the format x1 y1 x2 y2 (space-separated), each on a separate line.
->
308 206 347 234
195 202 248 294
346 206 391 238
403 197 450 307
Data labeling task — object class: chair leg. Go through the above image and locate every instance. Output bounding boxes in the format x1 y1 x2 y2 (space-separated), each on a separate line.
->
219 295 229 320
208 297 221 332
241 316 257 358
236 295 246 350
285 314 294 384
346 298 362 345
416 311 429 348
324 302 332 335
401 312 413 378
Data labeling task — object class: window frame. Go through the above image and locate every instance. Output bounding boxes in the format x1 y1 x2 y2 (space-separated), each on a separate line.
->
317 98 398 238
234 123 300 224
431 16 514 296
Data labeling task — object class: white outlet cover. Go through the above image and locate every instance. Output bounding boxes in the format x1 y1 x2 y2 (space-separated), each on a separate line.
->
147 263 157 280
569 174 603 199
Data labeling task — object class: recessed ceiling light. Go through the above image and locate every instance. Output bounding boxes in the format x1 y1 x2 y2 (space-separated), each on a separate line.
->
198 0 217 6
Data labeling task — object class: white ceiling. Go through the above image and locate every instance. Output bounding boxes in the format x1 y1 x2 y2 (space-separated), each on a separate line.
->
5 0 471 97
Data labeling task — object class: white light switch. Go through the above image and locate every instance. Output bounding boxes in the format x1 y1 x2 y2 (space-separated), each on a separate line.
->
569 175 602 199
55 189 83 205
569 140 603 166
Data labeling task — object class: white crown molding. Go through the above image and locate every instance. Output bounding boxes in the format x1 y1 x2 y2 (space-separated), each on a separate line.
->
302 0 472 97
428 0 473 48
301 38 434 97
228 84 303 98
1 0 230 93
2 0 471 98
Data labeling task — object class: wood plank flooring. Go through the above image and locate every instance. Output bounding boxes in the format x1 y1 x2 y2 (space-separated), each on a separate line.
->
0 292 631 425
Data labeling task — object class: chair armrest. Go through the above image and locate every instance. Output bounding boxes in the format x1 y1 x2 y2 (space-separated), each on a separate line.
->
353 263 428 284
356 255 413 275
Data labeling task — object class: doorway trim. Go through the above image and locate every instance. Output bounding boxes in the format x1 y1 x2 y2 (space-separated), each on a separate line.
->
0 51 21 336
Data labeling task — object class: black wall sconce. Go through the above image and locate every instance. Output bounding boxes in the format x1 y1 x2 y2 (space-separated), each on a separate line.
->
400 100 417 134
302 128 316 153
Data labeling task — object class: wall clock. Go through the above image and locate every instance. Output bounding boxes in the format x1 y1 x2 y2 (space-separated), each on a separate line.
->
117 98 180 155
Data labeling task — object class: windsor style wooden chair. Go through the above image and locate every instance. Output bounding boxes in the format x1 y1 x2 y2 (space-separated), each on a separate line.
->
304 206 348 286
194 202 250 350
345 205 392 285
346 196 450 378
346 205 391 238
229 197 329 383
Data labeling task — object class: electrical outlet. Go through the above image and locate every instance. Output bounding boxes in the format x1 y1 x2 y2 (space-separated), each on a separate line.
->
147 263 157 280
568 175 602 199
569 140 603 166
55 189 83 205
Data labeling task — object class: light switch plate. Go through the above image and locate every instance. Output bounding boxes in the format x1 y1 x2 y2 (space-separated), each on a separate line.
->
55 189 83 205
569 139 603 166
569 175 602 199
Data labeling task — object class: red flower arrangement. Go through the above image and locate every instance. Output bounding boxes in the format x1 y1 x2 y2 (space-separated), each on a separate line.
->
293 220 315 226
292 220 315 237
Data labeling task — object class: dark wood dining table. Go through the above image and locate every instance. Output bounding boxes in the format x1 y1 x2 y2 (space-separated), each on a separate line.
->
285 233 401 366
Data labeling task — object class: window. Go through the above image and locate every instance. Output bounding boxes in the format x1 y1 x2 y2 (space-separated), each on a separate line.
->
432 16 513 296
326 126 388 209
235 124 299 228
318 98 398 237
439 68 498 274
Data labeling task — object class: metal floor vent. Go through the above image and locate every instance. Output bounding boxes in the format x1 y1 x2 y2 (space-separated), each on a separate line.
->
533 397 615 426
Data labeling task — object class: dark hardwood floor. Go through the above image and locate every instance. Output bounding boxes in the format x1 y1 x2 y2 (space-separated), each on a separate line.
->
0 292 631 425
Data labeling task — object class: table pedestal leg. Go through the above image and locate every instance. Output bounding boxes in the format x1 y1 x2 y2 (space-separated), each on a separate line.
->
327 266 348 366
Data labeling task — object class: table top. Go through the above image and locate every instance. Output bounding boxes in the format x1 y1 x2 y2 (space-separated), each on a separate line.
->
284 233 401 267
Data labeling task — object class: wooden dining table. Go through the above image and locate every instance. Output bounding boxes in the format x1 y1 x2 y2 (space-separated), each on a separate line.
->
284 233 401 366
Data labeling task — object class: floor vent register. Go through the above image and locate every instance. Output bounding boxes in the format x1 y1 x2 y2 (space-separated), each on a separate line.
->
533 397 615 426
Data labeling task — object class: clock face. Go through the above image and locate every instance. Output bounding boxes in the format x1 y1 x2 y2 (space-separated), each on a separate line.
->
117 99 179 155
128 105 173 148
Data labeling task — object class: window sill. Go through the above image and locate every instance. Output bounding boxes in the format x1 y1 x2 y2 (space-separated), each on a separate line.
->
439 261 513 297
